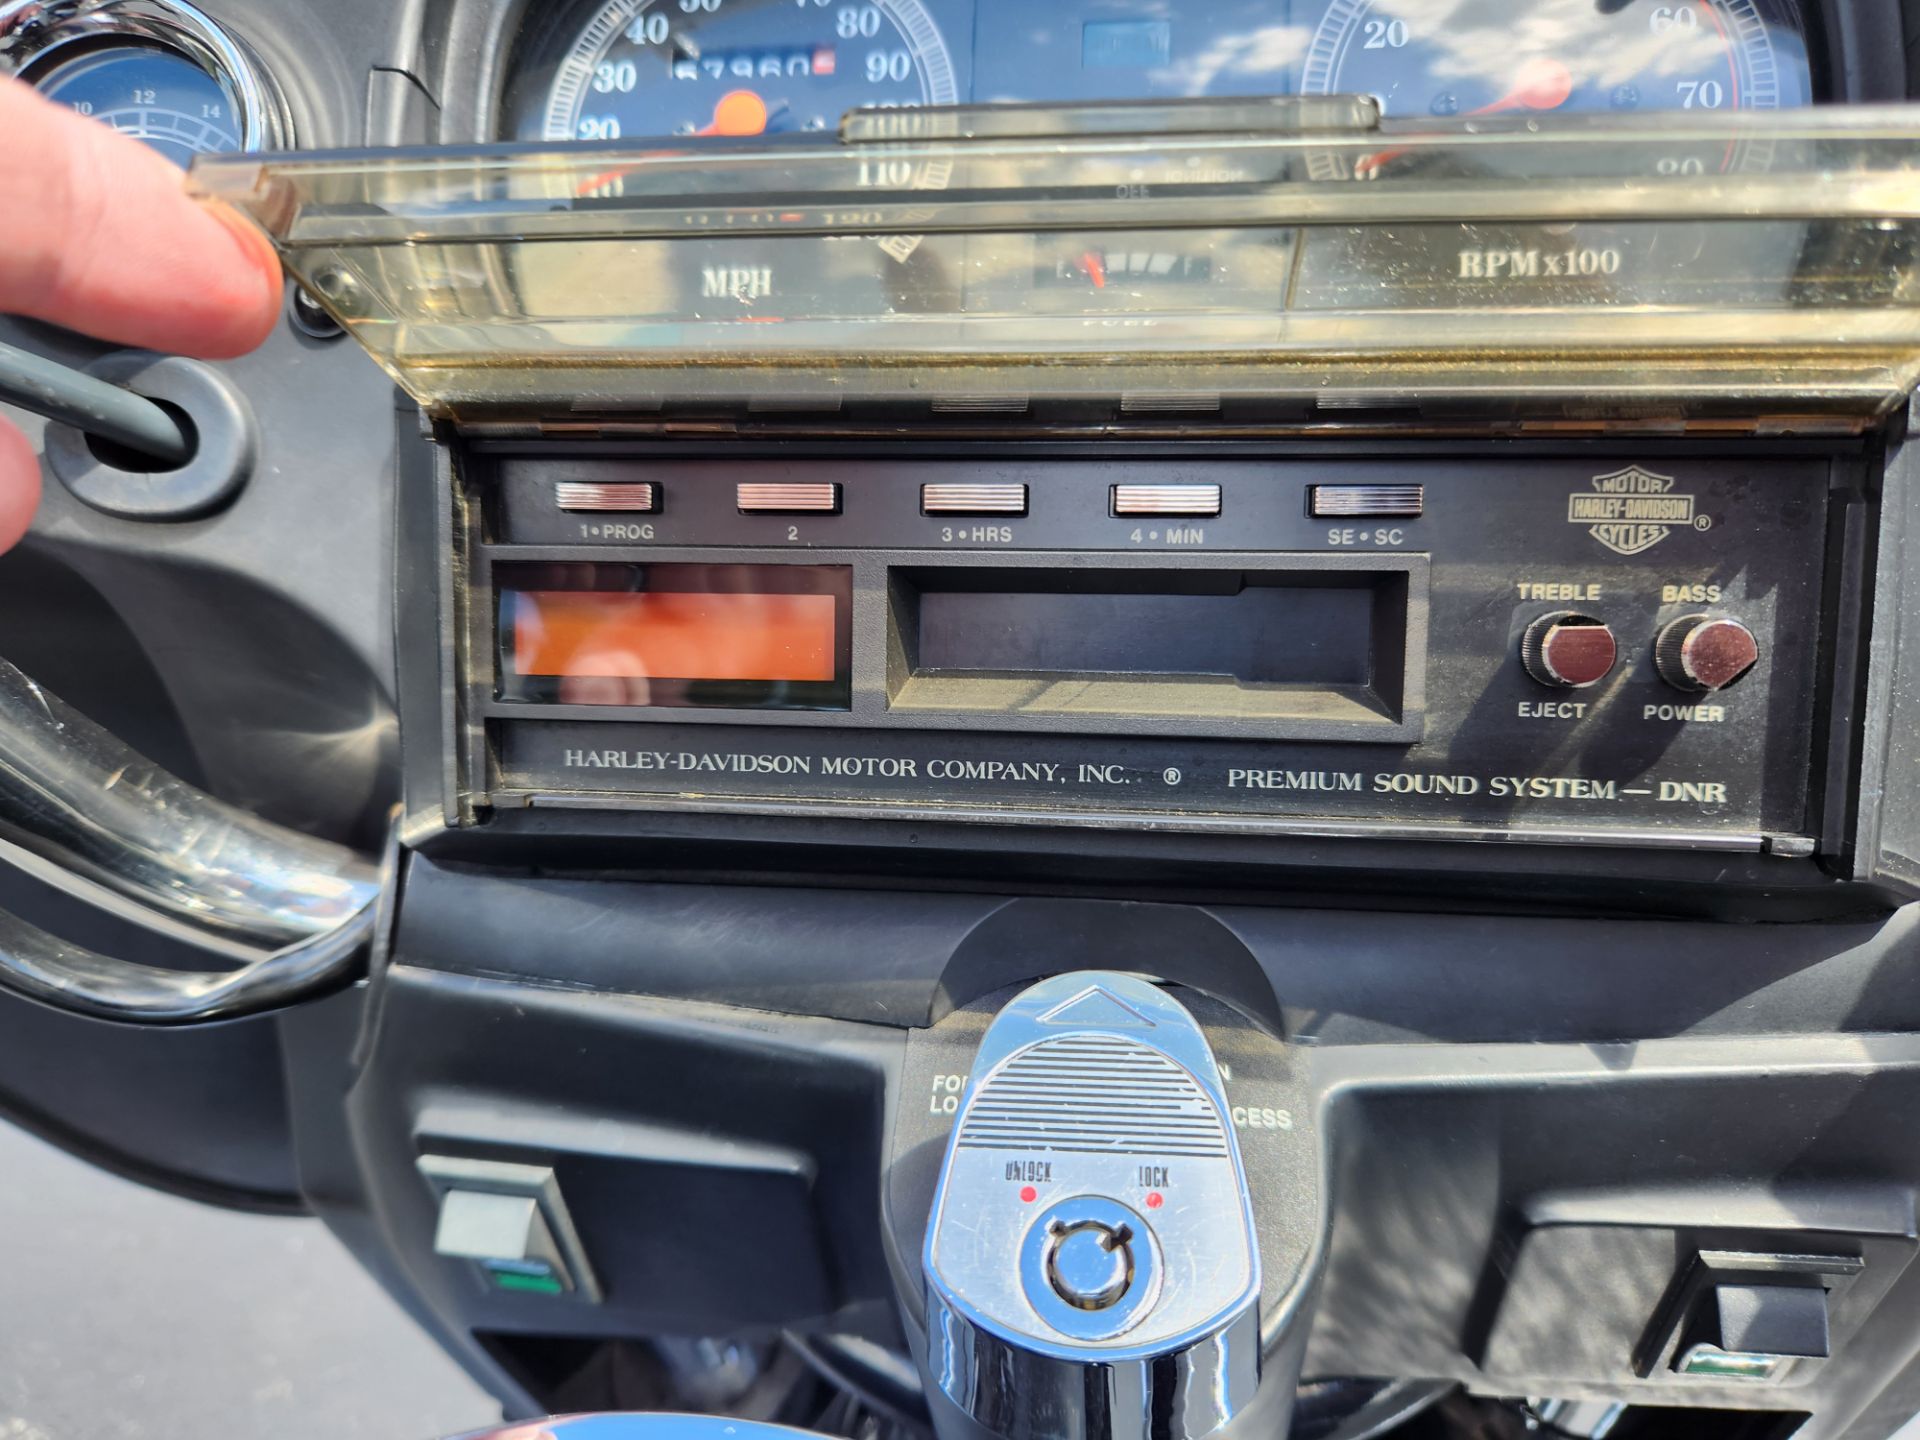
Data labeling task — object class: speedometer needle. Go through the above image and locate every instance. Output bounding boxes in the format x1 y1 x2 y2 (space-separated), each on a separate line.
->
1353 56 1574 178
574 87 773 197
699 88 769 137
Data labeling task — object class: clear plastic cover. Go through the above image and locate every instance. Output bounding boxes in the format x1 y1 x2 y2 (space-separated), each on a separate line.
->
189 99 1920 422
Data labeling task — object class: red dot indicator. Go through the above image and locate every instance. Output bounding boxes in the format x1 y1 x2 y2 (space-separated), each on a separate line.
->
1145 1191 1164 1210
1019 1185 1038 1203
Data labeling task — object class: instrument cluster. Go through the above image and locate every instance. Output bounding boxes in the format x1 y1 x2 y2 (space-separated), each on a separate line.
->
504 0 1814 174
0 0 1829 172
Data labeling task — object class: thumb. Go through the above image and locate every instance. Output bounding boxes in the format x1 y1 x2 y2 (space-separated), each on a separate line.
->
0 417 44 554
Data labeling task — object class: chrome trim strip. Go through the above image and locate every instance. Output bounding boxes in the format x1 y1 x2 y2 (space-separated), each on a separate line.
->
515 789 1772 853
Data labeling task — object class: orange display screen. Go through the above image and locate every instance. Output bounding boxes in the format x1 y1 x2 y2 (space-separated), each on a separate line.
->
511 590 839 683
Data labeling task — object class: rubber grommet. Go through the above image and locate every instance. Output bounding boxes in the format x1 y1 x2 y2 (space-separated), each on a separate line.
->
46 351 255 520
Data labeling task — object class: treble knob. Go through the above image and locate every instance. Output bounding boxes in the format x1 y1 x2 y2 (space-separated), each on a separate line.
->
1521 612 1618 689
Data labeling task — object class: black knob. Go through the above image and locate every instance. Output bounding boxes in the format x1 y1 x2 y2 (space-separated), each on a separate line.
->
1655 615 1759 692
1521 612 1617 689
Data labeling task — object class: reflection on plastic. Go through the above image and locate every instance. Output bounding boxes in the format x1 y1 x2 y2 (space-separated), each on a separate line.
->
510 590 838 701
493 562 853 712
191 100 1920 421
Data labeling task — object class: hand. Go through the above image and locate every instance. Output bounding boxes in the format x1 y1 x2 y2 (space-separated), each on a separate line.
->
0 79 283 550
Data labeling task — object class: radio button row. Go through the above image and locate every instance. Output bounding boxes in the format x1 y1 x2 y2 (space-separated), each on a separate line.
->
922 483 1028 516
1111 484 1221 518
1655 615 1758 692
1521 612 1618 689
555 481 659 514
1309 484 1424 519
737 482 841 514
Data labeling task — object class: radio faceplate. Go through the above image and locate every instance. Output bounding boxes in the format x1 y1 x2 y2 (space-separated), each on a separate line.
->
468 454 1834 851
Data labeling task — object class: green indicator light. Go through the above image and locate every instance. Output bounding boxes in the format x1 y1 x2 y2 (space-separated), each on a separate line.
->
489 1268 565 1296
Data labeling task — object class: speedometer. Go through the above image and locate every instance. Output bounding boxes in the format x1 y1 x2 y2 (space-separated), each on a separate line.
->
1302 0 1809 176
531 0 957 143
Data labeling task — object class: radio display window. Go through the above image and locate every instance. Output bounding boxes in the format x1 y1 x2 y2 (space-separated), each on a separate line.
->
496 562 852 711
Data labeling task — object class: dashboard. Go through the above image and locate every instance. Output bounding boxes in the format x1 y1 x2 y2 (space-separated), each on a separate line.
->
9 0 1825 165
9 2 1920 1439
502 0 1815 153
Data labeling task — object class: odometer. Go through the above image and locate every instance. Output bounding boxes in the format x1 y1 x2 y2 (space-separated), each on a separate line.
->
529 0 957 142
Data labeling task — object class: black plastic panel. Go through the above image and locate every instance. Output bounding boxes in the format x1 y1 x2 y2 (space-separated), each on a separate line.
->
478 454 1830 846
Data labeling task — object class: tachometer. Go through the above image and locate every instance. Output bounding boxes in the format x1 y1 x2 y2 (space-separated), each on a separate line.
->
532 0 958 143
1302 0 1809 176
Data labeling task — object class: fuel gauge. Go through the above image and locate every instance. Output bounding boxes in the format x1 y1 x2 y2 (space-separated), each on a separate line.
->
1039 245 1215 293
1005 231 1293 316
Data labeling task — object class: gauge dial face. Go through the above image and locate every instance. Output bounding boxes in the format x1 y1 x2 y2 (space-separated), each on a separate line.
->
1303 0 1808 174
32 43 241 164
534 0 957 142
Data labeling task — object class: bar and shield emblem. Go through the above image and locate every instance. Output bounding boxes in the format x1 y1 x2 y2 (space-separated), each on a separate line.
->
1568 466 1698 556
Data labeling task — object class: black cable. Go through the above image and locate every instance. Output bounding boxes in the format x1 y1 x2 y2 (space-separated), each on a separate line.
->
0 338 192 466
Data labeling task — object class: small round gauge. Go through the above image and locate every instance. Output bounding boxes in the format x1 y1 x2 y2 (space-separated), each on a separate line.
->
3 0 284 164
522 0 958 143
33 44 241 164
1302 0 1810 176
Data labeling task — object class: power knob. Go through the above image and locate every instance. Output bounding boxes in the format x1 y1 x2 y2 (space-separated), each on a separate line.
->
1521 612 1618 689
1655 615 1759 692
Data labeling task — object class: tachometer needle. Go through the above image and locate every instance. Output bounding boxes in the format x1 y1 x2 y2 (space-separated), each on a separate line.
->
699 88 769 137
1353 56 1574 178
1469 56 1575 118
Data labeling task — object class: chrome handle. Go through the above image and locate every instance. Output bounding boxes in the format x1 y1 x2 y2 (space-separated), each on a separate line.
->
0 657 383 1022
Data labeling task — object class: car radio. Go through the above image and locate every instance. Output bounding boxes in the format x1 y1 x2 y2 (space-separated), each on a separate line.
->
458 448 1845 855
191 99 1920 884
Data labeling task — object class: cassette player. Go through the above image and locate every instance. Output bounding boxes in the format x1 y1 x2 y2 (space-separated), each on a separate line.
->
463 451 1838 855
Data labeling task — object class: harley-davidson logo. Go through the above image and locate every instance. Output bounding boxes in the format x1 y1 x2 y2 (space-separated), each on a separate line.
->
1568 466 1696 555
